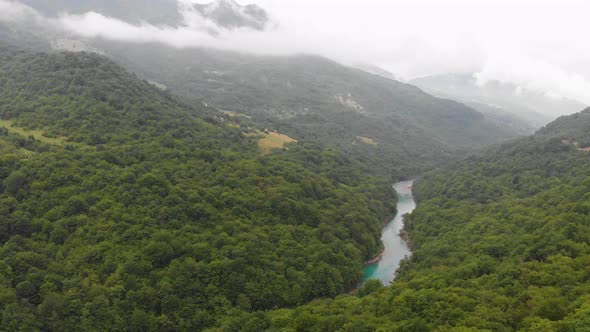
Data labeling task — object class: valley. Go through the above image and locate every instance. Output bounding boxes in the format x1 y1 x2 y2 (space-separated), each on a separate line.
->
263 108 590 331
0 0 588 331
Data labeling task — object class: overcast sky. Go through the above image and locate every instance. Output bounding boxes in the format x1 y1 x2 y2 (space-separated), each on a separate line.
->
2 0 590 104
242 0 590 104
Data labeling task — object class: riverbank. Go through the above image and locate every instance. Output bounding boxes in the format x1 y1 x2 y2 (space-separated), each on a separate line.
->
399 228 414 250
364 210 398 265
364 250 385 265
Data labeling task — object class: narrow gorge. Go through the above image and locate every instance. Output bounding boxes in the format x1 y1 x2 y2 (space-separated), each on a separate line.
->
363 180 415 285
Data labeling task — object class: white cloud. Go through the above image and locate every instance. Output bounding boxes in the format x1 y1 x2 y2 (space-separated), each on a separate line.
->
59 11 217 47
475 51 590 104
1 0 590 106
0 0 51 26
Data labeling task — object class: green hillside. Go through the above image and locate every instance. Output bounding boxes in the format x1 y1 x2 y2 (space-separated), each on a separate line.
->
0 46 396 330
535 108 590 147
98 43 521 177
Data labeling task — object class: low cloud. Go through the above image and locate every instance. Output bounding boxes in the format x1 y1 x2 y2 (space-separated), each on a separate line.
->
0 0 51 27
475 52 590 104
59 11 218 47
1 0 590 106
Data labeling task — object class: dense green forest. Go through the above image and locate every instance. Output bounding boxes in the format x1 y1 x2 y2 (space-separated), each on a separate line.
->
1 42 589 332
257 109 590 331
0 46 397 330
1 2 589 331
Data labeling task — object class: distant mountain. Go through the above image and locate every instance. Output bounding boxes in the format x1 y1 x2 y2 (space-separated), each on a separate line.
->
461 100 537 135
410 73 587 130
193 0 269 31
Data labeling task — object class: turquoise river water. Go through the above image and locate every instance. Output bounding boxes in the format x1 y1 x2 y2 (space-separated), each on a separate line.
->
363 180 415 285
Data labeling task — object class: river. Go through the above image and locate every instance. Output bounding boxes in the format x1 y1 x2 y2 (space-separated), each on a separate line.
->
363 180 415 285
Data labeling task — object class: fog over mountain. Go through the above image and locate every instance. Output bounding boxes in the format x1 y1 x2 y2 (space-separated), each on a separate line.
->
0 0 589 110
19 0 181 25
411 73 587 130
193 0 268 31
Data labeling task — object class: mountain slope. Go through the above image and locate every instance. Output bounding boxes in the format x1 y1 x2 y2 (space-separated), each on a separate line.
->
0 45 396 330
535 107 590 146
105 44 513 147
94 42 520 177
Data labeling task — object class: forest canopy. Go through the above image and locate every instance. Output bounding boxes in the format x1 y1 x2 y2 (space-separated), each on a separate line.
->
0 46 396 330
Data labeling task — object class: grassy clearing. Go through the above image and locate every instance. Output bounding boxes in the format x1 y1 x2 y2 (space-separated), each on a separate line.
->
246 130 297 155
222 110 251 119
0 119 66 145
357 136 377 146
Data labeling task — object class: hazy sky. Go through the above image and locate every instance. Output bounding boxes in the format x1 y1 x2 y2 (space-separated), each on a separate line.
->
243 0 590 104
1 0 590 104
